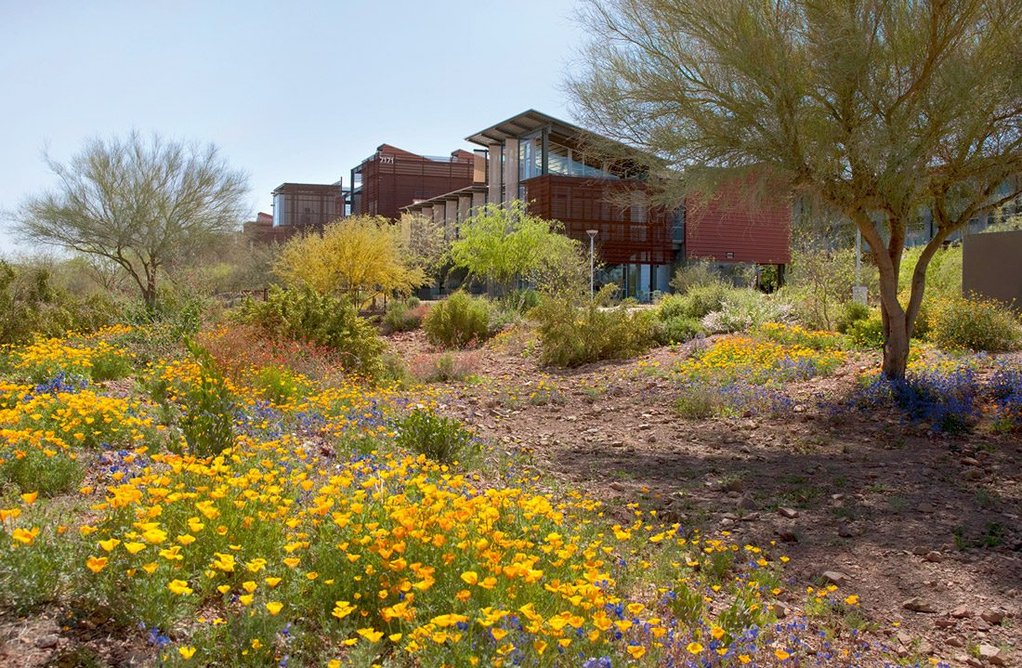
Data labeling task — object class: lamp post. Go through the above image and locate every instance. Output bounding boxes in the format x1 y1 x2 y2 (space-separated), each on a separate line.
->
586 229 598 299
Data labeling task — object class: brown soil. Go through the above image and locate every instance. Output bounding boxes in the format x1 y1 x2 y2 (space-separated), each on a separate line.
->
392 330 1022 667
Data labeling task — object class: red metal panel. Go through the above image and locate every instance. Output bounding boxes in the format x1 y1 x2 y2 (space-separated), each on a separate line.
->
522 174 675 265
355 147 475 220
684 186 791 264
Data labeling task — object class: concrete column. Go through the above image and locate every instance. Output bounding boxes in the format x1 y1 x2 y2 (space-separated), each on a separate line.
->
472 191 486 210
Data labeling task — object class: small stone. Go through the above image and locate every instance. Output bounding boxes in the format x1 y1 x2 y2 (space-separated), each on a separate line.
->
838 524 858 538
778 507 799 519
912 546 929 556
770 602 789 619
947 637 964 647
964 468 984 481
902 597 937 613
980 610 1004 625
896 630 913 646
831 493 844 501
951 605 972 619
609 482 625 492
961 456 981 466
35 635 59 649
978 644 1005 666
935 618 956 629
919 641 933 655
738 495 758 511
823 571 851 586
924 551 943 563
777 529 798 543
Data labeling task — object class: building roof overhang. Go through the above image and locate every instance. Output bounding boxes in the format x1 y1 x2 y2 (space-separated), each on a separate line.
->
466 109 600 147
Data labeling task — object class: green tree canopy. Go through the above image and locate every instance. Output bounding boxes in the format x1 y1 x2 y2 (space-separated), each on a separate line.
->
14 131 249 309
450 201 584 295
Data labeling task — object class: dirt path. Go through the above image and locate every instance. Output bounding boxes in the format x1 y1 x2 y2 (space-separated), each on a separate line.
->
391 331 1022 667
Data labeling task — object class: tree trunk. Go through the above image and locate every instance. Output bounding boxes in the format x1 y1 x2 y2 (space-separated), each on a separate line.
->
143 272 158 312
881 300 909 379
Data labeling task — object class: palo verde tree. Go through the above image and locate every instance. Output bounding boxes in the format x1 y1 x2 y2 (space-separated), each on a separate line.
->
450 200 584 296
274 215 427 305
15 131 249 309
570 0 1022 378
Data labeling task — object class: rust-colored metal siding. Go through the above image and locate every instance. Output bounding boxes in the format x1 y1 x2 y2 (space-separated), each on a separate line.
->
522 174 675 265
684 187 792 264
354 147 475 220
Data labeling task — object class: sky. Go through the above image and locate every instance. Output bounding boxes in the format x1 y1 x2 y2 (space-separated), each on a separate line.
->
0 0 582 253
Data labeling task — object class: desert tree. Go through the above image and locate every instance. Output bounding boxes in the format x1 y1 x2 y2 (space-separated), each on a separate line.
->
274 216 427 305
450 201 584 296
14 131 249 309
570 0 1022 378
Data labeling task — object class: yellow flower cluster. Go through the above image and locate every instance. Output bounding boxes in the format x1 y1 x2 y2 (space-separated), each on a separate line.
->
677 336 845 384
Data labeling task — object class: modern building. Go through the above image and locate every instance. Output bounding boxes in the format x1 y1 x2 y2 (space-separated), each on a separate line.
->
349 145 485 220
405 110 792 300
271 182 345 231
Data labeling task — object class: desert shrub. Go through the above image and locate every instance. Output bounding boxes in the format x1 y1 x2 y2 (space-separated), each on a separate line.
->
670 260 727 293
89 348 134 382
394 408 476 464
423 292 491 348
381 299 428 334
408 351 480 383
835 300 870 334
501 289 541 314
926 295 1021 352
701 290 792 334
658 284 732 321
532 286 656 367
846 313 885 349
199 324 344 384
785 245 878 330
0 262 118 346
180 341 235 457
0 448 84 497
758 322 842 350
238 286 385 377
251 366 311 405
657 316 704 345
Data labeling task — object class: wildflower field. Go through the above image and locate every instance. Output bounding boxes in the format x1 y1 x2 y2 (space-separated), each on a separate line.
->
1 320 1019 667
0 326 844 667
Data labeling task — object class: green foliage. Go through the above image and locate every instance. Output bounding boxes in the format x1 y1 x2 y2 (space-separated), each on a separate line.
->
180 340 235 458
252 366 311 405
847 313 886 349
835 300 870 334
657 284 731 321
381 299 427 334
450 201 583 292
395 408 476 464
89 348 134 382
674 384 720 419
927 296 1021 352
899 245 962 302
669 260 727 293
701 290 792 334
0 260 117 345
422 292 491 349
657 316 703 345
532 286 656 367
239 286 385 378
0 449 84 497
785 245 879 330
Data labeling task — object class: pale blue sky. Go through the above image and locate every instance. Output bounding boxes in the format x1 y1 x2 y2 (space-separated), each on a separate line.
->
0 0 581 252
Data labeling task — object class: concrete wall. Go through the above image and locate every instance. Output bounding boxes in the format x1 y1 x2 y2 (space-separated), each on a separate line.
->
963 229 1022 311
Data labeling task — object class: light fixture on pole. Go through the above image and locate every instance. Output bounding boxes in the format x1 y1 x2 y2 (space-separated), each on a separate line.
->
586 229 598 298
